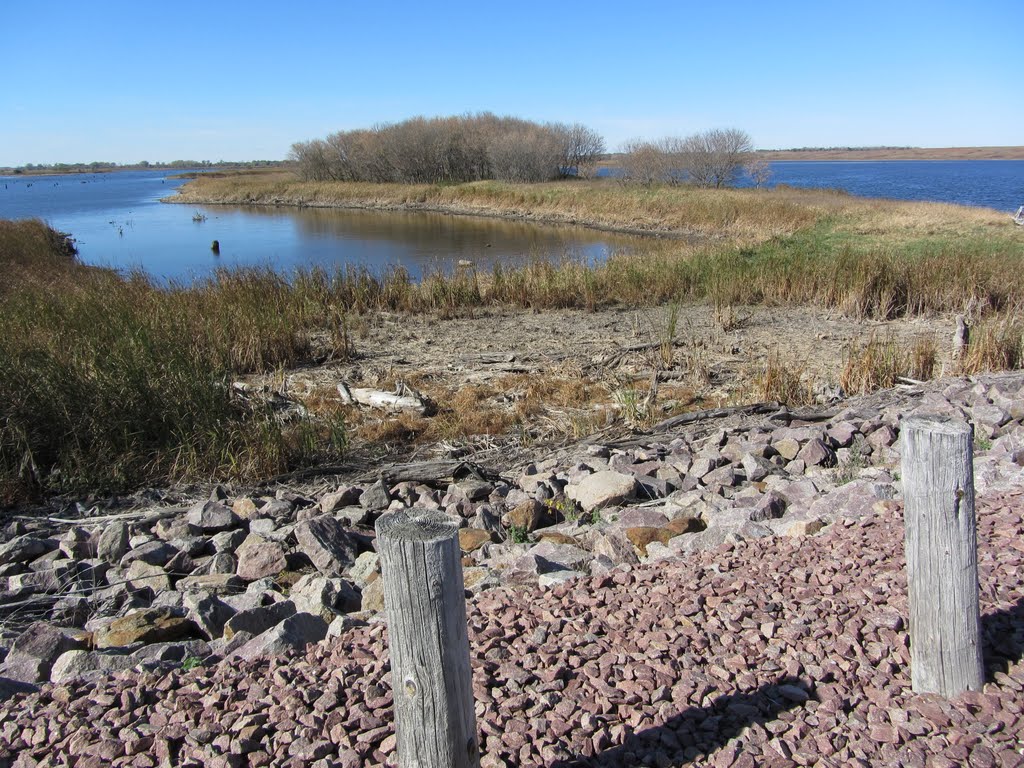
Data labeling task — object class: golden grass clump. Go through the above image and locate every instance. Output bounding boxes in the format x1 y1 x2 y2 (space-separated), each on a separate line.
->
959 315 1024 374
839 334 939 395
755 351 814 406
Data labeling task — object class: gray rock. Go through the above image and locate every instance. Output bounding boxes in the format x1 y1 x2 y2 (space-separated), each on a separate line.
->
211 529 248 553
125 561 172 593
703 465 739 490
689 456 720 478
294 515 361 574
59 527 94 559
971 404 1011 429
0 622 85 683
360 479 392 510
527 541 593 572
327 613 371 637
130 639 211 664
231 613 328 660
50 650 136 684
96 523 130 564
248 517 279 537
289 574 361 620
223 599 296 640
187 502 242 533
742 453 774 482
176 573 244 595
120 540 179 568
750 491 788 522
335 507 370 527
320 486 363 513
164 549 196 578
183 591 237 639
538 570 583 588
826 421 860 448
348 551 380 588
591 530 640 566
565 470 637 512
0 536 53 565
807 479 895 522
259 498 295 519
154 516 198 541
206 552 237 575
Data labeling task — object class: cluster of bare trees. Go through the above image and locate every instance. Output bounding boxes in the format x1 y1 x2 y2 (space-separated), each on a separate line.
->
289 114 605 184
619 128 766 188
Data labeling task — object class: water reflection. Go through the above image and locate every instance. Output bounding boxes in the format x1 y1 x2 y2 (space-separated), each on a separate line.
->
230 205 636 276
0 169 639 283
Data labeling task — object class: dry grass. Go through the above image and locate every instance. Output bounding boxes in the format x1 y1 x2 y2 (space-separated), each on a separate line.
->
959 315 1024 374
755 352 814 406
839 334 939 395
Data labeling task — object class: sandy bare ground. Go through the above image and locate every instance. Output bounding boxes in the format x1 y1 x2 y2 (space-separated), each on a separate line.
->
262 302 955 464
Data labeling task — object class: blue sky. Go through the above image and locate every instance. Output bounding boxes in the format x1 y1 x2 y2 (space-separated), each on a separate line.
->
2 0 1020 166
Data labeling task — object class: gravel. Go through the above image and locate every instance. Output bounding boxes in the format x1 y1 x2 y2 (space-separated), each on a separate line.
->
2 487 1023 768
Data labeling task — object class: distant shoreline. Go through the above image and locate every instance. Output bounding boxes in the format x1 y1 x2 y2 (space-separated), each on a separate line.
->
592 146 1024 166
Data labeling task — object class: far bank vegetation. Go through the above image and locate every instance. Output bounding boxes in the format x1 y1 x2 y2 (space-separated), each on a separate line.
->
289 113 606 184
619 128 762 188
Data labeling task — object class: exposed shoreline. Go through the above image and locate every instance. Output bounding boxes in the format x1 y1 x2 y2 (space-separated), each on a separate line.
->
165 191 702 242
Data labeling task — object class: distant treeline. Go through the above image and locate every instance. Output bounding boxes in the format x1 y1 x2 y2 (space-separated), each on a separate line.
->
289 113 605 184
4 160 286 174
767 146 915 153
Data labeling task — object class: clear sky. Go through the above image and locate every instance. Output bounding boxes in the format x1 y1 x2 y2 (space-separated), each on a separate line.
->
2 0 1020 166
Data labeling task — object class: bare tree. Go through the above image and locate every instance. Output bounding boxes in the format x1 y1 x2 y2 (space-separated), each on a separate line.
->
746 155 773 188
288 140 334 181
553 122 606 177
290 114 605 184
619 139 668 185
680 128 754 188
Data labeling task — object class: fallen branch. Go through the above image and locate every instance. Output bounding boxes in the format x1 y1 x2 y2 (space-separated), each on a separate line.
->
649 401 780 433
338 381 434 415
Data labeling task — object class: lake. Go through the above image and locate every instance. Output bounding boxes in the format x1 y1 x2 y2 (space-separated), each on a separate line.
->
2 160 1021 283
0 170 633 284
754 160 1024 212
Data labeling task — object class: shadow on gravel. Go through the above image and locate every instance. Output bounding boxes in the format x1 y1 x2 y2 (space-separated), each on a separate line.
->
982 595 1024 682
550 675 813 768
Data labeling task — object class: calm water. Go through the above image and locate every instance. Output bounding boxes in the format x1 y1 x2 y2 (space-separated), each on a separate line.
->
2 160 1021 283
0 170 633 283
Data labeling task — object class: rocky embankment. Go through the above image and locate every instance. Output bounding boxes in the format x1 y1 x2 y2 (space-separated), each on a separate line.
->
2 373 1024 766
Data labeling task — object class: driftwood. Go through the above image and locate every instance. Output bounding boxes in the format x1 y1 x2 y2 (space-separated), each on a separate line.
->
10 506 186 528
338 382 433 415
766 405 839 424
597 341 667 368
953 315 969 361
649 401 780 433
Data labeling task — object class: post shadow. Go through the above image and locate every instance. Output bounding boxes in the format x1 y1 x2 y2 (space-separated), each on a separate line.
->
982 595 1024 682
550 675 814 768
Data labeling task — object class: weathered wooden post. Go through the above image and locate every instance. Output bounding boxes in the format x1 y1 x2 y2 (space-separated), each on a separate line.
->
952 315 969 363
900 416 984 696
375 508 480 768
